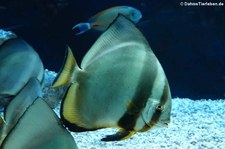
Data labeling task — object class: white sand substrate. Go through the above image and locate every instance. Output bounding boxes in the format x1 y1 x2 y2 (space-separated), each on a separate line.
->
67 98 225 149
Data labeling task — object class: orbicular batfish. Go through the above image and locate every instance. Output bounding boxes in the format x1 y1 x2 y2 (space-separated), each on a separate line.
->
0 31 44 107
53 15 172 141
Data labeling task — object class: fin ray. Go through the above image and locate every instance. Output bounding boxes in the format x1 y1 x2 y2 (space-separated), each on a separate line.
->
81 14 150 68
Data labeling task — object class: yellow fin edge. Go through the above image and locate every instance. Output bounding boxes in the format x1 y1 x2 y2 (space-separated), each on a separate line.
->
52 46 76 87
101 128 136 141
62 83 86 128
119 129 136 140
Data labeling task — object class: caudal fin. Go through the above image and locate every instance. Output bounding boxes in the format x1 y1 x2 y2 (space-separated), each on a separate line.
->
72 22 91 35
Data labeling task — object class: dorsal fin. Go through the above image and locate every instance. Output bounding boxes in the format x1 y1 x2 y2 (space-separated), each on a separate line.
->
52 46 77 87
81 14 151 68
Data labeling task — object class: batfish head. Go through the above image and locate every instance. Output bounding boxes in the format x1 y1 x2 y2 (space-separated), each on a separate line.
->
140 84 172 131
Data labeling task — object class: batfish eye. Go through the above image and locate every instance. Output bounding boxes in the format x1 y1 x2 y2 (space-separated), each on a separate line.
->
156 105 163 112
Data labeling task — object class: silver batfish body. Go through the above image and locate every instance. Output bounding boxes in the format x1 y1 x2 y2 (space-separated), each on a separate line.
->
54 15 172 141
0 37 44 99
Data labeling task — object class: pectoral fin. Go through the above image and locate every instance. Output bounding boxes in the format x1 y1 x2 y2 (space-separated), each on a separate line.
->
101 129 136 141
52 46 77 87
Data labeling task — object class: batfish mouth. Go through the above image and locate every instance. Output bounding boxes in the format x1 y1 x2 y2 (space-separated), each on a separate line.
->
141 114 170 128
155 122 169 128
141 114 153 128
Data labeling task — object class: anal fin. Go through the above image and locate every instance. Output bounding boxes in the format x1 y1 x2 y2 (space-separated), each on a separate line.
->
101 129 136 141
60 83 91 131
63 119 98 132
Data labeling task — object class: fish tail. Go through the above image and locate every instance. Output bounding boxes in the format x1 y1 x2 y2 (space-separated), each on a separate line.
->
72 22 91 35
52 46 77 87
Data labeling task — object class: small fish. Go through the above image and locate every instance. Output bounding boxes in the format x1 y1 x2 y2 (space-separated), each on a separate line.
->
0 78 77 149
72 6 142 35
0 35 44 107
53 15 171 141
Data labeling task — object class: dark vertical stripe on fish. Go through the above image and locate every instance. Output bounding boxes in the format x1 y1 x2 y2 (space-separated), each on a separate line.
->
146 80 169 128
118 53 157 130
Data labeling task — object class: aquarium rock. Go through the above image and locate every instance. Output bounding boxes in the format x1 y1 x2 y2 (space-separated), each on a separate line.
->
42 69 68 109
0 29 17 45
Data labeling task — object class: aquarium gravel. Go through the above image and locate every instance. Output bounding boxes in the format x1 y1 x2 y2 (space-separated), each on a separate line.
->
46 70 225 149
